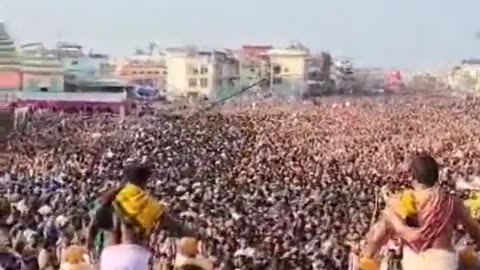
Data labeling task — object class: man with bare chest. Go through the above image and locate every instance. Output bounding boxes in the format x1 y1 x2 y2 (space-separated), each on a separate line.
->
363 155 480 270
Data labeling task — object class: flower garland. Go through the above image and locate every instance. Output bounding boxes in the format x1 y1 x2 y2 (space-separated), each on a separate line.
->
395 189 418 220
464 191 480 219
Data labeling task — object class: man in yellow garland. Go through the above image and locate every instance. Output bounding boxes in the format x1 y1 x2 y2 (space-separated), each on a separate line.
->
87 164 202 270
362 154 480 270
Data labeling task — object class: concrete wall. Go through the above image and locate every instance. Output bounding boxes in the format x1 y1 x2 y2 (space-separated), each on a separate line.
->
61 56 97 77
22 73 64 92
270 55 307 79
166 55 189 96
269 50 308 97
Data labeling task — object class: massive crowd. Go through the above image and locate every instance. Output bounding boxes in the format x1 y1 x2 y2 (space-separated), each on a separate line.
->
2 95 480 270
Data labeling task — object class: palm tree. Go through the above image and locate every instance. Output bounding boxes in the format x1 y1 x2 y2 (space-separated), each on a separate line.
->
147 42 157 55
134 48 145 55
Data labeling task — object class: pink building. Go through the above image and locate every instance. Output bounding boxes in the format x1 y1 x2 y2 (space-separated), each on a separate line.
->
0 22 21 92
0 72 21 90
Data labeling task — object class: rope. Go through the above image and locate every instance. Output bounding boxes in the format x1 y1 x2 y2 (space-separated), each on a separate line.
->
196 78 268 114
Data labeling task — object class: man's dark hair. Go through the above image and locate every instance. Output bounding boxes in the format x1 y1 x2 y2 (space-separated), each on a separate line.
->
410 154 439 187
124 164 152 187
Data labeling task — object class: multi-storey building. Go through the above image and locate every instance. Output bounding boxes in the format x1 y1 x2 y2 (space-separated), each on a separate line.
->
238 45 271 87
165 47 239 99
448 59 480 92
268 48 309 97
115 54 167 91
20 43 64 92
0 21 21 95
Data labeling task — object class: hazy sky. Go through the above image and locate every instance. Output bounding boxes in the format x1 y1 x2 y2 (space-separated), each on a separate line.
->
1 0 479 68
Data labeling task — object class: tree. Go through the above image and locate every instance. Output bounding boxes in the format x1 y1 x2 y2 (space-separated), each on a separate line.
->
147 42 157 55
134 48 145 55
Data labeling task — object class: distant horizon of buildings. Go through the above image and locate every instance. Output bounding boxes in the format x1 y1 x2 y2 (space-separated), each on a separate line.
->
2 20 480 102
0 20 314 100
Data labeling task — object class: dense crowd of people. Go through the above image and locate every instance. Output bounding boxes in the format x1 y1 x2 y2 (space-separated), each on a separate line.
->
3 95 480 270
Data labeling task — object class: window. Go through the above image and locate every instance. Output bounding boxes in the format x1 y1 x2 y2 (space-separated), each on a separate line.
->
284 67 289 73
200 66 209 74
273 66 281 74
187 65 199 75
273 77 282 84
217 79 222 87
188 78 198 87
72 60 79 65
200 78 208 88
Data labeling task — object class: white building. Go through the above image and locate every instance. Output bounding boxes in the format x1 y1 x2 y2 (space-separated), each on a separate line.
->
267 48 308 97
165 47 239 99
448 59 480 92
332 58 355 93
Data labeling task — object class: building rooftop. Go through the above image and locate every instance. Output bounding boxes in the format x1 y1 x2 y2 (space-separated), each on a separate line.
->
242 45 273 50
461 59 480 65
267 48 308 57
166 47 232 58
66 75 128 88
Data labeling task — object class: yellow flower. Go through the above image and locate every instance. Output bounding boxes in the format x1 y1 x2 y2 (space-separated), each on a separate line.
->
395 189 417 220
115 183 166 234
179 237 199 257
465 192 480 219
459 247 478 269
359 256 380 270
63 246 87 265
